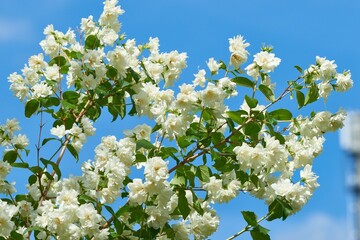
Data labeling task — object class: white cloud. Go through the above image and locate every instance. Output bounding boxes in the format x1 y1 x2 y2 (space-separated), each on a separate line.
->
271 212 348 240
0 19 33 42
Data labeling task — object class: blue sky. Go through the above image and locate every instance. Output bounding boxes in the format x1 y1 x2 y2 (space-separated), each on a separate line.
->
0 0 359 239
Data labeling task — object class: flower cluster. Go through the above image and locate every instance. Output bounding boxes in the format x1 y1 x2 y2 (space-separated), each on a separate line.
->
305 56 353 100
2 0 354 239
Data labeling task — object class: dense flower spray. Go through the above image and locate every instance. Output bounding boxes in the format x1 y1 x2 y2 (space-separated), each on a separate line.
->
1 0 353 239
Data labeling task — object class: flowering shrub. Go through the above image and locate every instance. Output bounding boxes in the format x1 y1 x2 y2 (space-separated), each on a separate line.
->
1 0 353 239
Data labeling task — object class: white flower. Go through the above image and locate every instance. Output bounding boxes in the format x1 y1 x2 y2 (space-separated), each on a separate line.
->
189 210 219 238
253 51 281 72
44 65 61 82
318 81 332 100
32 82 53 98
99 27 118 46
39 35 60 57
228 35 250 68
123 124 152 140
245 62 260 80
144 157 169 182
107 46 129 78
329 110 346 131
147 37 160 54
84 49 105 68
4 118 20 135
28 53 47 71
0 161 11 179
300 165 319 190
76 203 102 229
0 200 19 238
172 222 190 240
81 15 97 35
50 125 66 138
193 69 206 87
22 65 40 86
11 134 29 148
81 117 96 136
56 189 79 206
127 178 147 205
229 35 250 53
335 71 353 92
313 111 332 133
316 56 337 80
162 113 193 140
174 84 198 111
207 58 221 74
271 178 294 197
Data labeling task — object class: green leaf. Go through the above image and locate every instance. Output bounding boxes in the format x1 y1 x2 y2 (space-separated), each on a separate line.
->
296 90 305 109
232 77 255 88
259 84 275 102
78 194 97 204
267 198 293 221
268 109 292 120
104 205 123 234
3 150 17 164
25 99 39 118
227 110 247 125
245 95 258 108
170 173 186 186
304 83 319 106
66 144 79 161
136 139 156 150
42 97 60 108
135 153 147 163
241 211 258 226
106 66 118 79
62 91 79 104
11 162 29 168
49 56 67 67
294 65 303 74
42 138 59 146
10 230 25 240
15 194 27 202
40 158 62 179
250 227 271 240
28 175 37 185
151 123 162 133
244 122 261 138
85 35 100 50
177 136 194 149
178 189 191 219
196 165 212 182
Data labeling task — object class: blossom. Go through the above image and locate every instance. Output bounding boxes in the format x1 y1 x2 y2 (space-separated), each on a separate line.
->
207 58 221 74
193 69 206 87
144 157 169 182
50 125 66 138
318 81 332 100
253 51 281 72
123 124 152 140
335 71 353 92
11 134 29 148
127 178 147 205
0 200 19 238
0 161 11 179
28 53 47 71
189 210 219 238
44 65 61 82
32 82 53 98
316 56 337 80
228 35 250 68
300 165 319 190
